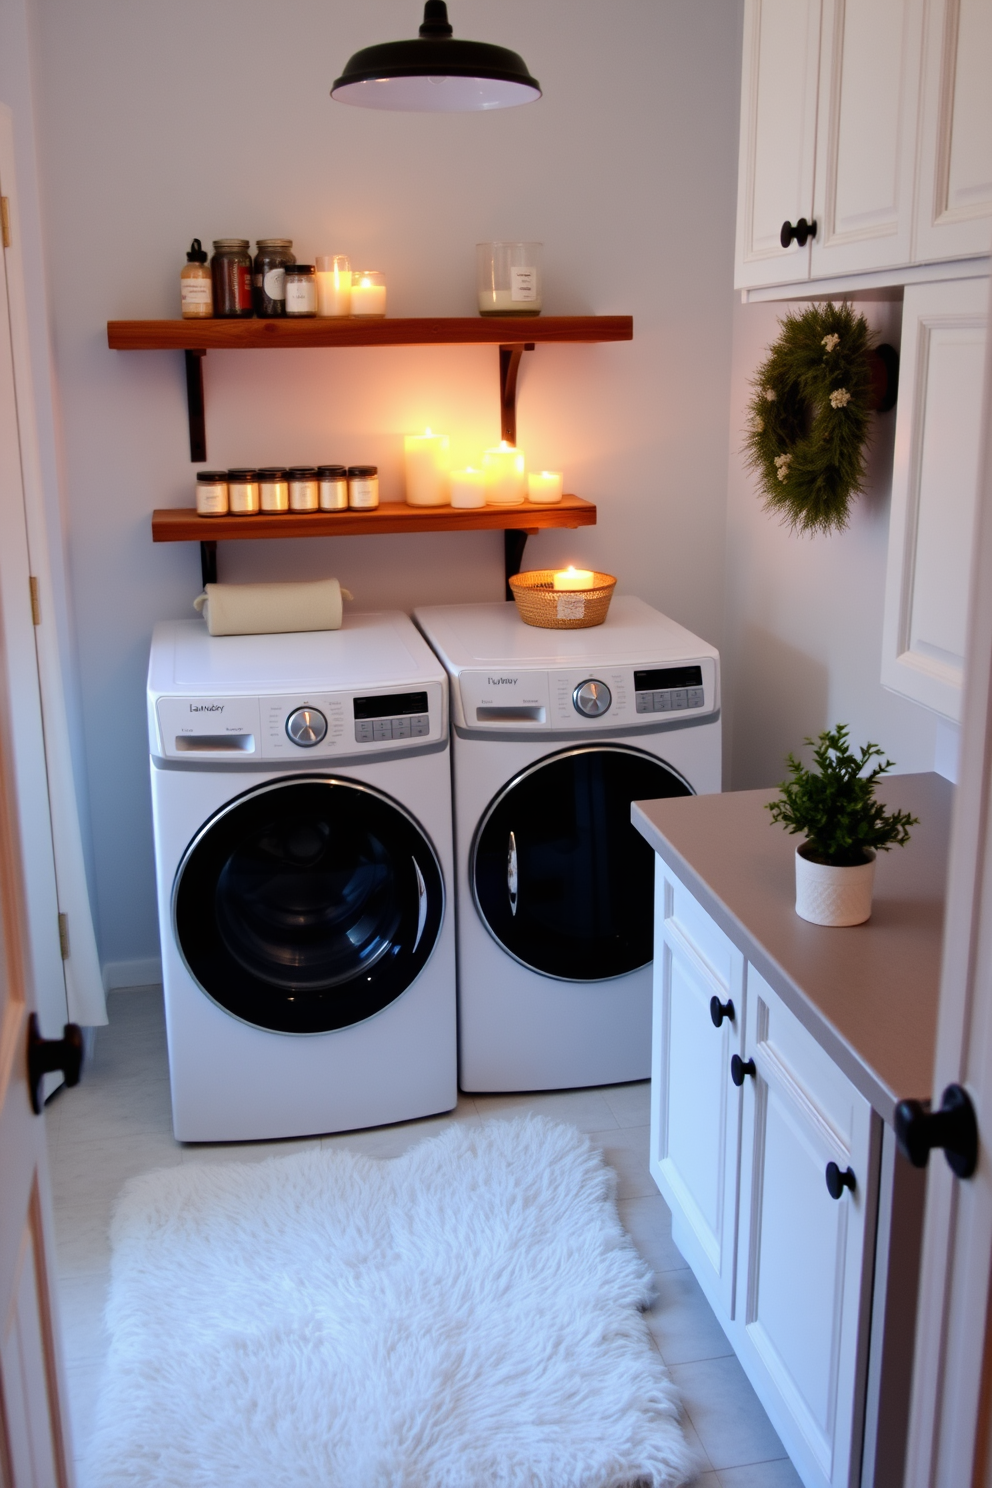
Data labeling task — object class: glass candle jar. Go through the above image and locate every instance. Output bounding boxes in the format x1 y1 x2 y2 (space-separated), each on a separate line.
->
253 240 295 318
318 465 348 510
288 467 319 511
477 242 543 317
195 470 229 516
227 468 260 514
348 465 379 509
211 240 253 318
285 265 316 317
258 467 289 513
316 255 351 317
482 442 527 504
527 470 564 504
350 271 387 318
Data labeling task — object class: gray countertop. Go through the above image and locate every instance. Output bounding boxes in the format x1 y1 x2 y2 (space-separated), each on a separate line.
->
632 772 953 1124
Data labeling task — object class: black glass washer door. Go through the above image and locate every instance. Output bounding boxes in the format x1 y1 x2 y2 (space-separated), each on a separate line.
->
174 777 443 1033
472 744 691 982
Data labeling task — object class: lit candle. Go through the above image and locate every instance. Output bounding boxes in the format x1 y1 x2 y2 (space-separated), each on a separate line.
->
315 254 351 316
527 470 564 504
482 441 527 505
351 271 387 317
450 467 487 508
404 429 450 507
553 566 595 591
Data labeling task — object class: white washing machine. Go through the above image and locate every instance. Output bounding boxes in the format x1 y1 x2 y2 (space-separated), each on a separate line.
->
414 597 720 1092
148 613 457 1142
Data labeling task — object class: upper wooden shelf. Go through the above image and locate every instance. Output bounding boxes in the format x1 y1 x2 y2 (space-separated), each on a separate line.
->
107 316 633 352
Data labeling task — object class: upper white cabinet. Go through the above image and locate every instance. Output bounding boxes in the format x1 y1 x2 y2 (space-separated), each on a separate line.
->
915 0 992 261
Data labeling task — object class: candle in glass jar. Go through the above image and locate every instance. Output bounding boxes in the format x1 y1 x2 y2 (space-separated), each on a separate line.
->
553 566 595 591
351 271 386 317
482 441 526 505
404 429 450 506
450 468 487 508
315 254 351 316
527 470 563 504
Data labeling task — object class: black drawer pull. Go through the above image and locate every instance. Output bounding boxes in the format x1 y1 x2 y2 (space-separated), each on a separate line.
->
894 1084 978 1179
731 1054 755 1087
825 1161 856 1200
780 216 817 248
709 995 735 1028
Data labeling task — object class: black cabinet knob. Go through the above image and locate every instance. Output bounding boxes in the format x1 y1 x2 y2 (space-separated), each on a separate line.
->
27 1013 83 1115
710 995 735 1028
780 217 817 249
894 1084 978 1179
731 1054 756 1087
825 1161 856 1200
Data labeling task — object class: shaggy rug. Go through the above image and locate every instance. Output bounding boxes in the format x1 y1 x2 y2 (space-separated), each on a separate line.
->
85 1117 694 1488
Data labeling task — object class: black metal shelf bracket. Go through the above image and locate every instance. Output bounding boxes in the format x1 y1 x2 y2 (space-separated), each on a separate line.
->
184 350 207 462
200 540 217 587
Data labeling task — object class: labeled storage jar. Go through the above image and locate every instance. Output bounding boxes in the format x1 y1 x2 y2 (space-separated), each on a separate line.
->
288 467 319 512
195 471 229 516
285 264 317 317
477 242 543 316
253 240 294 317
318 465 348 510
227 468 259 515
180 239 213 319
258 467 289 513
348 465 379 509
211 240 254 318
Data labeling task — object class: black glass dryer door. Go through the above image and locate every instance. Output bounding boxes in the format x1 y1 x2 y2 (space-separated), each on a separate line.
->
472 745 691 981
174 777 443 1033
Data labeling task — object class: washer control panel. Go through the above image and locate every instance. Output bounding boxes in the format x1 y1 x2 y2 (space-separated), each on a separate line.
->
633 665 706 715
455 657 717 732
353 690 431 744
286 706 328 747
573 680 612 717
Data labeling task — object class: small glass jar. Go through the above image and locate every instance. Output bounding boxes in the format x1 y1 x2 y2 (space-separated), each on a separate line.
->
195 470 229 516
350 271 387 318
316 255 351 317
227 468 260 515
211 240 253 318
181 239 213 319
348 465 379 509
477 242 543 317
258 467 289 513
253 240 295 318
285 265 317 317
288 467 319 512
318 465 348 510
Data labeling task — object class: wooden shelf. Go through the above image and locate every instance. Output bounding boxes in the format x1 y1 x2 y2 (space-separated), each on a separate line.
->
108 316 632 352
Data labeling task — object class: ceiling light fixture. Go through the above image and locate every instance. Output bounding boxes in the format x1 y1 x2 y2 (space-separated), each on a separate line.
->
331 1 541 113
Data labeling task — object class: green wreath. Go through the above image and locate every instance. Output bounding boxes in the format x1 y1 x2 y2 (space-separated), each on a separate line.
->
743 304 875 536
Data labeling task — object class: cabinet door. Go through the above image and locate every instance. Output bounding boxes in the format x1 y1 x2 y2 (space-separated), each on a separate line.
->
881 276 988 720
914 0 992 263
650 865 744 1322
735 0 821 290
809 0 924 278
735 968 877 1488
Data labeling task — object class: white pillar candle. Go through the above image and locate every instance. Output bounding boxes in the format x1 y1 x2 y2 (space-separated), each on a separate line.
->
482 442 527 505
450 467 487 508
553 566 595 591
404 429 450 506
315 254 351 316
351 272 387 317
527 470 564 504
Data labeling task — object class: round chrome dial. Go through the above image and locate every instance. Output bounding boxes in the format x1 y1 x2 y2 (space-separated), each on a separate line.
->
285 706 327 747
572 679 612 717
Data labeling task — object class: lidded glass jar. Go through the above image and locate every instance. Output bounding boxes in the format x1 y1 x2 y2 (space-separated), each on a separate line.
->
227 468 260 515
257 467 289 513
211 240 253 318
318 465 348 510
195 470 229 516
285 265 316 317
288 467 319 511
253 240 295 318
348 465 379 509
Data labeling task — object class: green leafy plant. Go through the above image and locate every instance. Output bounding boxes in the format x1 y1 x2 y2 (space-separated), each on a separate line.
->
766 724 918 866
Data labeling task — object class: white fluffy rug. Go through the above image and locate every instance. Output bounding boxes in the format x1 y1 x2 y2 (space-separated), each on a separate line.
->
85 1117 693 1488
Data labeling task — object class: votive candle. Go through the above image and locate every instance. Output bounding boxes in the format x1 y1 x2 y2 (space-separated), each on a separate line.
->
316 254 351 316
553 566 595 591
404 429 450 506
527 470 564 504
483 441 526 505
351 271 387 317
450 467 487 508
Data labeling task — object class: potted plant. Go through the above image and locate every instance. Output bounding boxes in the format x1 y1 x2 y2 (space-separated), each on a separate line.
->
767 725 919 926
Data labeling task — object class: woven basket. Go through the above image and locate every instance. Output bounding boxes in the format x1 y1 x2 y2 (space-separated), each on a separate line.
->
509 569 617 629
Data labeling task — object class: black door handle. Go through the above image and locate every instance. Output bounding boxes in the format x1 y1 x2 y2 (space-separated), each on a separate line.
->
780 217 817 248
710 995 735 1028
731 1054 756 1087
894 1084 978 1179
825 1161 856 1199
27 1013 83 1115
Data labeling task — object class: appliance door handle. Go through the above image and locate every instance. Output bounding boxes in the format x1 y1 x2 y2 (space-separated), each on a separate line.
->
507 831 519 917
412 857 428 953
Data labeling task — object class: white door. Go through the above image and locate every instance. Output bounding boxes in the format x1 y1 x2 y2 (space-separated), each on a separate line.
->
734 0 821 290
809 0 924 279
913 0 992 264
650 866 744 1322
734 967 877 1488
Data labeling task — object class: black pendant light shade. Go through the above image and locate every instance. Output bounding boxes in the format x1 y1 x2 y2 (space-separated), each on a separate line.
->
331 1 541 113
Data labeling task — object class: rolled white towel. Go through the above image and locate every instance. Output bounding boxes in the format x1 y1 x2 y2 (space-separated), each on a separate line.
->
193 578 353 636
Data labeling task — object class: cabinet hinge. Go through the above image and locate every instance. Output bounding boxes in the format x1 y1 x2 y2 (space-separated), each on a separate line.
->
58 912 69 960
0 198 9 250
29 576 40 626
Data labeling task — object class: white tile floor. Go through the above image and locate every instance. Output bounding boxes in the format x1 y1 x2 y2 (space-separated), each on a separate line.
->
45 987 801 1487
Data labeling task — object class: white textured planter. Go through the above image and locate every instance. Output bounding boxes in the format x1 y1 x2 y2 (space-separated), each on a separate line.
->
795 844 876 926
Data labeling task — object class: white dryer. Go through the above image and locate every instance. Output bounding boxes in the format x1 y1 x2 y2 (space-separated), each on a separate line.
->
148 613 456 1142
414 597 720 1092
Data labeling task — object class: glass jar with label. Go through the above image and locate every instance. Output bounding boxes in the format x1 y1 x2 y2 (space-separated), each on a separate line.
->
258 467 289 513
477 242 543 317
253 240 295 318
285 265 317 317
348 465 379 509
181 239 213 319
318 465 348 510
227 469 260 515
288 467 319 512
211 240 254 318
195 471 229 516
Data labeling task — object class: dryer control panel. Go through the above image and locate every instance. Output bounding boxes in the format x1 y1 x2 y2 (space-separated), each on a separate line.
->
454 657 718 732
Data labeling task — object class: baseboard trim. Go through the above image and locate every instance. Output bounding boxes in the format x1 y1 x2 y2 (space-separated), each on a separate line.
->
103 956 162 991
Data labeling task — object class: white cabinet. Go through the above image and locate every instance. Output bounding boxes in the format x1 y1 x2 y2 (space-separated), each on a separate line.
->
881 276 989 720
915 0 992 262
